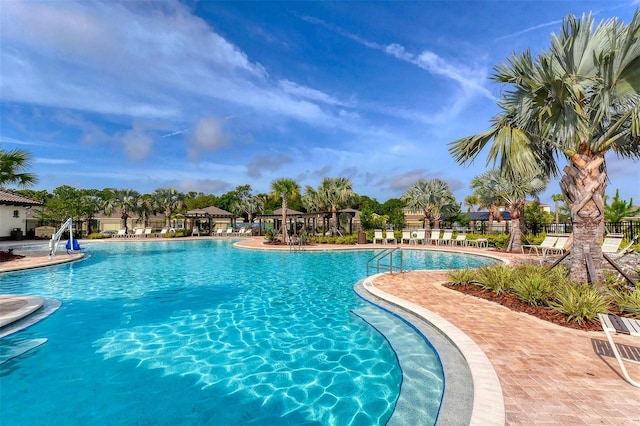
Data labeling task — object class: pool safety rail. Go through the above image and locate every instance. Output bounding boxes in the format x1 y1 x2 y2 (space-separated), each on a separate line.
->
48 218 79 259
367 247 403 276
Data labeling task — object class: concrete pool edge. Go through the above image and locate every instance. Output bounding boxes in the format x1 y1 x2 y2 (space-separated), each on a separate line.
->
360 273 505 426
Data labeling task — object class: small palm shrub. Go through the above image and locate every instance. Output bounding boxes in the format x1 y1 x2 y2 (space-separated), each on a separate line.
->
264 228 279 243
610 286 640 317
475 265 513 294
88 233 107 239
512 272 555 306
448 269 477 285
550 282 611 324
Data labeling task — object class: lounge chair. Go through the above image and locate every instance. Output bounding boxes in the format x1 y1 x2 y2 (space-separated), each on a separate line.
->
542 235 570 257
114 229 127 238
602 234 624 254
192 226 200 236
133 228 144 238
158 228 168 237
401 229 411 244
522 235 558 256
452 234 467 246
226 228 234 236
373 229 384 244
384 230 397 245
144 228 153 237
215 228 223 236
437 230 453 246
244 228 252 236
597 313 640 388
410 229 426 245
429 229 440 245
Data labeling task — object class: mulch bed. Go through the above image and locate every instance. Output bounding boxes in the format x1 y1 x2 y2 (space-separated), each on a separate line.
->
0 249 25 263
443 283 603 332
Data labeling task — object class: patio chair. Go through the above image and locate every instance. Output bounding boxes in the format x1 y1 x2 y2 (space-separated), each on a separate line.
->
452 234 467 246
428 229 440 245
597 313 640 388
437 230 453 245
410 229 426 245
400 229 411 244
133 228 144 238
192 226 200 236
373 229 384 244
384 230 397 245
114 229 127 238
226 228 235 236
215 228 223 236
542 235 571 257
158 228 168 237
144 228 153 237
521 235 558 256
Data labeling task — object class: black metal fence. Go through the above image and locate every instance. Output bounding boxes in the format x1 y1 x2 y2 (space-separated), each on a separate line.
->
524 221 638 240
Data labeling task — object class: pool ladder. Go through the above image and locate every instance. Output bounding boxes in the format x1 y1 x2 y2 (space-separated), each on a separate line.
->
367 247 403 276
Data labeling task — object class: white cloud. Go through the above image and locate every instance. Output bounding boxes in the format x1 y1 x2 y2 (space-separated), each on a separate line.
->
187 118 229 161
121 125 153 161
34 158 76 165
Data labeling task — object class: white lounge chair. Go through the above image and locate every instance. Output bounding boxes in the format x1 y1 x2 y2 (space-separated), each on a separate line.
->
114 229 127 238
373 229 384 244
598 313 640 388
401 229 411 244
244 228 252 236
215 228 223 236
385 230 397 245
144 228 153 237
410 229 426 245
133 228 144 238
192 226 200 236
522 235 558 256
452 234 467 246
226 228 234 236
429 229 440 245
543 235 570 257
437 230 453 245
158 228 168 237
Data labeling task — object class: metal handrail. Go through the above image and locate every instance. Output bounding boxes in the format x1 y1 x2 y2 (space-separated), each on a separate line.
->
366 247 403 276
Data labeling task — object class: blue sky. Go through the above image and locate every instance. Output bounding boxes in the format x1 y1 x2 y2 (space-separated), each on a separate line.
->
1 0 638 206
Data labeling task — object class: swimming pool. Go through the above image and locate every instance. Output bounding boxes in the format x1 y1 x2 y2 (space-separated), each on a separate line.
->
0 240 496 425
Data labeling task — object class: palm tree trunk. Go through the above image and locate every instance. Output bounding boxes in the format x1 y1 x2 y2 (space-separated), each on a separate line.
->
507 200 524 253
423 209 431 231
331 205 338 236
560 152 607 285
281 198 288 243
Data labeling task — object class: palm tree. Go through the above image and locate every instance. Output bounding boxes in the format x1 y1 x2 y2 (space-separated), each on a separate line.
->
136 194 156 228
153 188 185 229
302 185 323 234
472 169 547 252
317 177 355 236
270 178 300 242
102 189 140 232
231 194 262 227
401 178 456 231
0 149 38 188
551 193 565 230
449 12 640 283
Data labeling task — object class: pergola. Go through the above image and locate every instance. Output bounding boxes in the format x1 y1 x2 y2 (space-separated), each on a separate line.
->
256 208 361 236
184 206 236 235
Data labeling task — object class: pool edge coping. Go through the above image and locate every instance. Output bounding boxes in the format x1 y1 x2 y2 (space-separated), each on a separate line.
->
362 273 506 426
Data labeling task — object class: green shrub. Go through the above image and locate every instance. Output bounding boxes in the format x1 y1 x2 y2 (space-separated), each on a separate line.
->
88 233 107 239
512 272 555 306
550 283 611 324
264 228 279 243
448 269 477 285
475 265 513 294
610 286 640 317
310 235 358 244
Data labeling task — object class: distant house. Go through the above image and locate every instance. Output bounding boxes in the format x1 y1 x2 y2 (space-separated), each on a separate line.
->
0 190 43 240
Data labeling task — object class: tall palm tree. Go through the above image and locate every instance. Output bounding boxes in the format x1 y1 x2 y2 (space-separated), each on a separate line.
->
449 12 640 283
136 194 156 228
102 189 140 232
472 169 547 252
318 177 355 236
231 194 262 227
302 185 323 234
401 178 456 231
270 178 300 242
551 193 565 230
153 188 185 229
0 149 38 188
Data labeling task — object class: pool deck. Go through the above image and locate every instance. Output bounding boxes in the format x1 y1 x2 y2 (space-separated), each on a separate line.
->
1 237 639 424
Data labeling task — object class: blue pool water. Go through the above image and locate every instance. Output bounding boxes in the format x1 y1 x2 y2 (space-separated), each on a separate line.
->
0 240 496 425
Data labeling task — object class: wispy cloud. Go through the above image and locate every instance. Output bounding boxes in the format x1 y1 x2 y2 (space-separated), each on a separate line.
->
302 15 495 103
35 158 76 165
494 19 563 41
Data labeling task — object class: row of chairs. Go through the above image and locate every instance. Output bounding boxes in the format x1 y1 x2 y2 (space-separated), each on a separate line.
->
373 229 485 247
209 227 253 237
522 233 636 258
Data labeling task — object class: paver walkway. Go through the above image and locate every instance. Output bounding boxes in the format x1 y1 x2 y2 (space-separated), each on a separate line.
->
374 270 640 425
